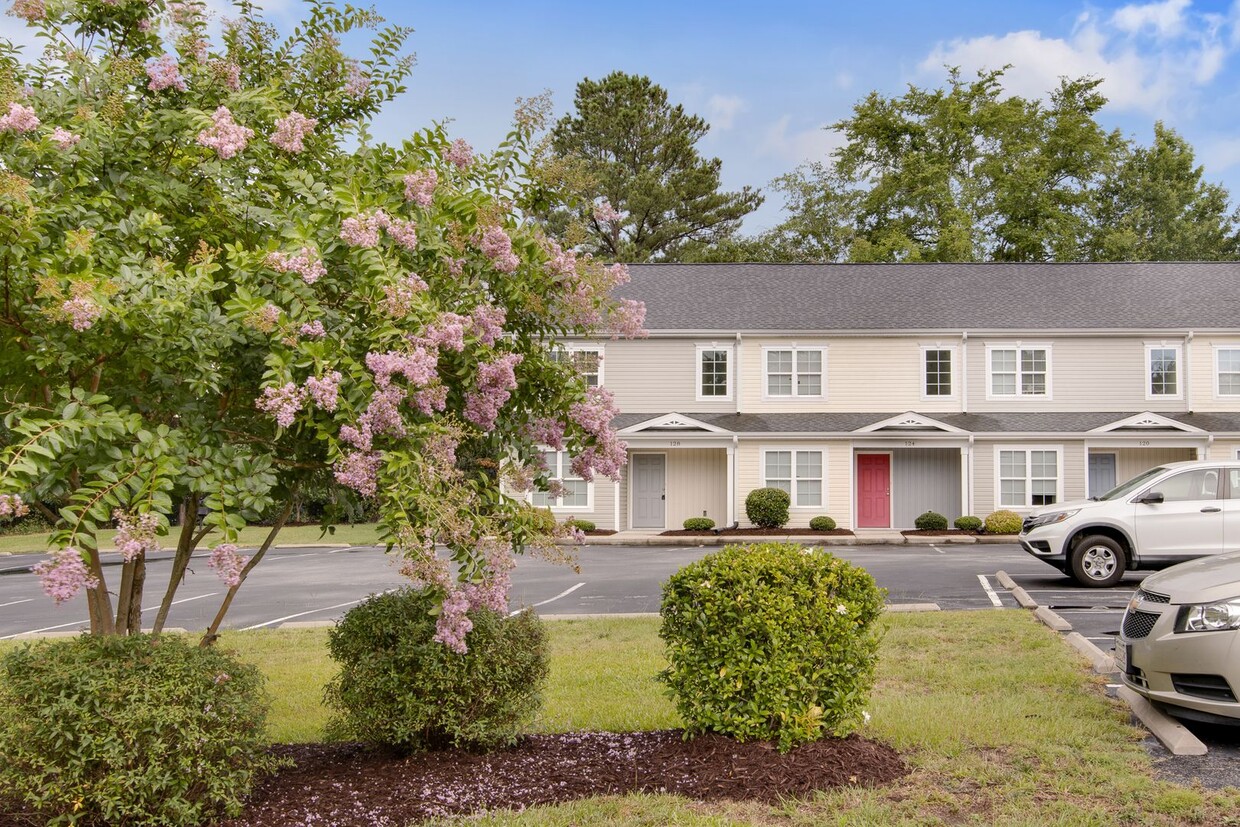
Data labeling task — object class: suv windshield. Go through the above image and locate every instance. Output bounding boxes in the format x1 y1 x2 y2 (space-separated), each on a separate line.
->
1097 466 1168 501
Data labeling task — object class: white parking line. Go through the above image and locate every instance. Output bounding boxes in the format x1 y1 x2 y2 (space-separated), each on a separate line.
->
0 598 34 609
931 545 945 554
1 592 218 639
511 582 586 616
977 574 1004 608
241 590 397 630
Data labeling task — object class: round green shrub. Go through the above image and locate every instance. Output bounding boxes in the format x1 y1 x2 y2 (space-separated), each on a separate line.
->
683 517 716 531
914 511 949 530
0 634 275 827
809 515 837 531
565 517 596 532
984 509 1023 534
745 487 791 529
954 515 984 532
325 587 548 753
659 542 886 752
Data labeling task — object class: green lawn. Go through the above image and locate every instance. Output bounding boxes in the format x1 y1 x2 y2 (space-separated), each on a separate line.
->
0 522 385 555
213 612 1240 826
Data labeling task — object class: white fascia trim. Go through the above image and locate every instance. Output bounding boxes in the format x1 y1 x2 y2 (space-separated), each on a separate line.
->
856 411 966 434
1089 411 1202 434
618 413 732 434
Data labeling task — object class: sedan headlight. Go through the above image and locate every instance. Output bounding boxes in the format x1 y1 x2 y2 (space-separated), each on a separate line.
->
1179 598 1240 633
1023 509 1080 530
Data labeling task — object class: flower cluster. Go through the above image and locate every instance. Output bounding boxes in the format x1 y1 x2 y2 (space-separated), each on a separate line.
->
0 493 30 519
0 102 39 133
299 320 326 338
266 247 327 284
411 384 447 416
340 210 418 251
10 0 45 22
403 169 437 207
255 382 306 428
146 54 187 92
305 370 342 411
380 273 428 317
568 387 627 482
432 540 513 652
49 127 80 149
62 296 102 330
479 225 519 273
344 63 370 97
442 138 473 169
208 543 249 588
365 347 438 389
469 304 506 346
168 1 203 25
196 106 254 159
593 199 623 224
463 353 522 430
251 303 282 331
432 588 472 652
424 312 467 352
270 111 317 153
210 59 242 92
113 510 161 562
334 450 383 496
608 297 647 339
33 548 98 605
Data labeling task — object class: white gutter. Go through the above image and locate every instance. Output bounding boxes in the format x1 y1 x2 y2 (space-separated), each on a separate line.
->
961 330 969 414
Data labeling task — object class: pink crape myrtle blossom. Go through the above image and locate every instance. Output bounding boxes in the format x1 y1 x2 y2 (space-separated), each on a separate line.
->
403 169 437 207
334 450 383 496
266 247 327 284
146 54 187 92
567 387 627 482
168 0 203 25
62 296 102 330
592 199 622 224
343 63 370 97
270 111 317 153
0 493 31 519
442 138 473 169
603 262 631 288
446 257 465 276
196 106 254 159
208 543 249 588
49 127 80 149
210 59 242 92
0 102 39 133
361 385 406 437
255 381 306 428
381 273 428 317
340 211 383 247
113 510 161 562
526 417 566 451
33 548 98 605
365 347 438 388
299 320 326 338
433 587 472 652
423 432 459 474
252 302 282 331
304 370 342 411
424 312 467 352
385 217 418 251
463 353 522 430
469 304 506 346
542 238 578 279
479 225 519 274
10 0 45 22
608 298 647 339
411 384 447 415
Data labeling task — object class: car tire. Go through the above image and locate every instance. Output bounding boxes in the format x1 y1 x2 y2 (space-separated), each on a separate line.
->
1070 535 1126 587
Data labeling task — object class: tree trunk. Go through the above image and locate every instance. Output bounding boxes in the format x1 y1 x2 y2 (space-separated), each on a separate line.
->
200 497 294 647
152 494 198 638
128 554 146 634
84 544 115 636
114 560 135 633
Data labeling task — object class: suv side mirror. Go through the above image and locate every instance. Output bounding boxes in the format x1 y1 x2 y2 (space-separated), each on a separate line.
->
1138 491 1165 505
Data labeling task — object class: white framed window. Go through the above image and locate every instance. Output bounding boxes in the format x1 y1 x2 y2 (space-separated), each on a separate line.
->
551 345 603 387
995 446 1062 508
1145 344 1182 400
921 346 955 398
987 345 1051 398
1216 347 1240 397
763 346 825 398
530 450 592 510
696 345 731 401
762 447 824 508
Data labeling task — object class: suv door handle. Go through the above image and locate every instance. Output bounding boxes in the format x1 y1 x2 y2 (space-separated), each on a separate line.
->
1201 506 1222 513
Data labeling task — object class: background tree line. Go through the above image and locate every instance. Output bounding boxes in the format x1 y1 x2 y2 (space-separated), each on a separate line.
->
543 68 1240 264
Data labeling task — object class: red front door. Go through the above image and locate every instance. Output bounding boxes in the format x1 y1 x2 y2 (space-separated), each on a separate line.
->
857 454 891 528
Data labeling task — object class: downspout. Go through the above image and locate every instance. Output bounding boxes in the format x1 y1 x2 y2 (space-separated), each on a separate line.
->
966 433 974 518
961 331 969 413
735 332 743 414
1185 331 1194 413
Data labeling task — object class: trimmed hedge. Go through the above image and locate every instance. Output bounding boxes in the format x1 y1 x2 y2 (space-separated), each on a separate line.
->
914 511 949 530
745 487 790 529
809 515 837 531
683 517 716 531
954 515 984 531
660 543 885 752
565 518 596 532
984 509 1023 534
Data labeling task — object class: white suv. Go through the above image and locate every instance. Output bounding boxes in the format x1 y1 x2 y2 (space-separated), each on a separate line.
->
1019 460 1240 587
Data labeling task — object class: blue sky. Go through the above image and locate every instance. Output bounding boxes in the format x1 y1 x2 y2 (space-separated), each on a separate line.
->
7 0 1240 232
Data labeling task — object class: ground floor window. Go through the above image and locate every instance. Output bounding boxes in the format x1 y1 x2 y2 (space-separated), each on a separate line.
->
996 447 1060 508
531 450 591 509
763 448 823 507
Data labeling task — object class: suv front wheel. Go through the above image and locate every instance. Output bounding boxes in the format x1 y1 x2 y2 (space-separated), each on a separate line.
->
1070 535 1126 587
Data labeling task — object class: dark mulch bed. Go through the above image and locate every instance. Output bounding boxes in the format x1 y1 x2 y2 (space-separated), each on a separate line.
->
217 730 906 825
901 529 978 536
661 528 855 537
581 529 617 536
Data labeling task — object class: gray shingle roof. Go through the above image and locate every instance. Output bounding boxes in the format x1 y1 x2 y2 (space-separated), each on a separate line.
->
617 262 1240 331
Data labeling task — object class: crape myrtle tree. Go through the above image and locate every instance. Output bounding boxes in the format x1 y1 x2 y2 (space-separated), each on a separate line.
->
0 0 644 648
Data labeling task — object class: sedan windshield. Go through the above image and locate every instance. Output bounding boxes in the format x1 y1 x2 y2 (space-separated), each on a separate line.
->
1097 466 1168 501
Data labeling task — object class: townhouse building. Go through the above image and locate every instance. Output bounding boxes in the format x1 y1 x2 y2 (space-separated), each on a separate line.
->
541 262 1240 532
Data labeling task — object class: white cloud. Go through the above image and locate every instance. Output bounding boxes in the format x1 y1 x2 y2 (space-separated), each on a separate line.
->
706 94 746 131
758 115 847 164
1110 0 1191 38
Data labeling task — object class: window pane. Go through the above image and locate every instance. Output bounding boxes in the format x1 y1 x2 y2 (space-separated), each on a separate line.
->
1021 373 1046 395
562 453 582 481
796 451 822 478
991 350 1016 373
1220 350 1240 372
768 351 792 373
1221 374 1240 395
561 480 588 506
531 490 551 507
1021 349 1046 374
768 374 792 395
992 374 1016 395
574 351 601 387
999 451 1025 478
797 479 822 507
765 451 791 480
1150 348 1177 395
926 349 951 395
797 350 821 374
797 373 822 396
769 479 792 496
1030 451 1057 479
701 350 728 396
1000 479 1026 506
767 350 792 395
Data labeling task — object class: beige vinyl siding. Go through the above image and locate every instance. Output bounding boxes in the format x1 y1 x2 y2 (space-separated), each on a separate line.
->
736 440 849 528
1208 440 1240 462
1188 335 1240 411
739 337 833 413
665 449 728 528
1099 447 1196 483
617 465 629 531
592 338 736 413
966 337 1181 413
973 440 1083 516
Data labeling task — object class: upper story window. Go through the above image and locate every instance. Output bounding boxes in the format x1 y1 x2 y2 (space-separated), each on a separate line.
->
922 347 954 397
988 345 1050 398
764 347 824 398
697 345 731 401
762 448 823 508
552 345 602 387
531 450 591 510
996 446 1061 508
1216 347 1240 397
1146 344 1181 399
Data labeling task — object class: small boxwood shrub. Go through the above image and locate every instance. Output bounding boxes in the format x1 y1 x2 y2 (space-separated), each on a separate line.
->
325 587 548 753
0 634 276 827
914 511 949 530
659 542 886 752
984 509 1023 534
745 487 790 528
565 518 596 532
955 515 984 532
809 515 837 531
683 517 716 531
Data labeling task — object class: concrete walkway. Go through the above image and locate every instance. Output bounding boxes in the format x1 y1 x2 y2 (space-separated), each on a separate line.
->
589 530 1016 547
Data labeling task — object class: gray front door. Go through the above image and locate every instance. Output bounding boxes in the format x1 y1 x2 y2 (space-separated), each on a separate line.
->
1089 453 1117 498
632 454 666 529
